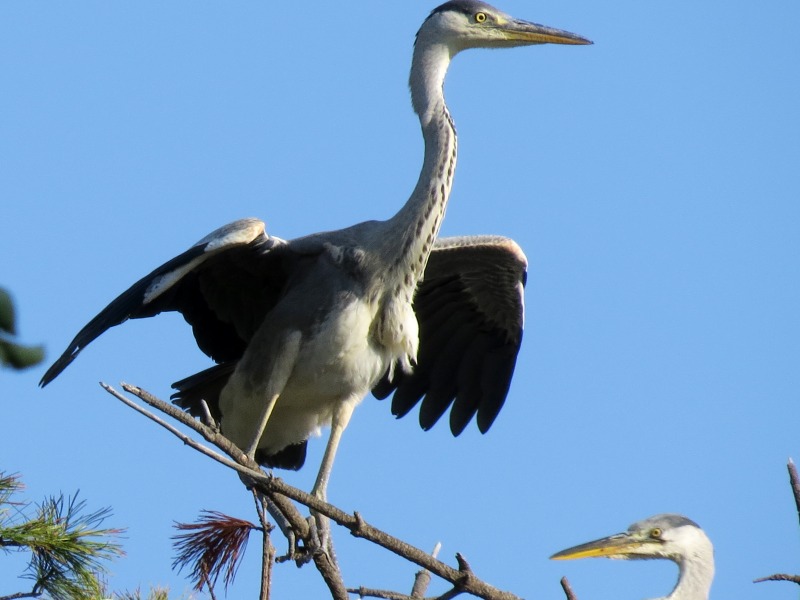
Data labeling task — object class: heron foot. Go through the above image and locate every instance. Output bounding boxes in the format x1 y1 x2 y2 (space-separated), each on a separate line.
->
307 510 338 566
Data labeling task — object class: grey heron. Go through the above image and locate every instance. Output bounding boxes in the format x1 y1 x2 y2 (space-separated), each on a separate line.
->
551 513 715 600
41 1 590 513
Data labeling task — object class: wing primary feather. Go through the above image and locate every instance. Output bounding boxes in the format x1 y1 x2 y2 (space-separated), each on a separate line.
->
476 345 520 433
417 323 477 430
39 243 208 386
374 236 526 436
40 219 270 387
450 334 497 436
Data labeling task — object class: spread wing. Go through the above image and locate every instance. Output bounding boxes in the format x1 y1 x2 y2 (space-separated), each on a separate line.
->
40 218 291 386
372 235 527 435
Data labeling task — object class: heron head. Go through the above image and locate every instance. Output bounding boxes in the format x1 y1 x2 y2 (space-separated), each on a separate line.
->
418 0 592 53
551 513 713 565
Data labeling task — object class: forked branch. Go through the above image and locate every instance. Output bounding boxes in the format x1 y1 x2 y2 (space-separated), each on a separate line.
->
754 459 800 587
100 382 521 600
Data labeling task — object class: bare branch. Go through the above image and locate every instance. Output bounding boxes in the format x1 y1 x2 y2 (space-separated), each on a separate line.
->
101 382 521 600
101 383 243 473
434 589 463 600
0 592 42 600
252 491 275 600
347 586 462 600
349 543 447 600
455 554 472 574
348 587 415 600
754 459 800 587
410 543 441 598
754 573 800 584
104 383 348 599
559 577 578 600
788 458 800 528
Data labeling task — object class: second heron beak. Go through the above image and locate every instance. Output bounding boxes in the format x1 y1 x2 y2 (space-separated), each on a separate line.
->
551 531 659 561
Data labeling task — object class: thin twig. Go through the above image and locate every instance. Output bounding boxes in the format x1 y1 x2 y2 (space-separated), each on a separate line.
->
410 542 442 598
104 383 348 599
455 554 472 574
347 586 462 600
203 573 218 600
434 589 463 600
560 576 578 600
754 574 800 584
252 491 274 600
787 458 800 528
102 382 521 600
754 459 800 587
102 382 243 472
348 587 415 600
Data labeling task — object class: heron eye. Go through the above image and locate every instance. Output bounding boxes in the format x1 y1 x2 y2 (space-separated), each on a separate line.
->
475 12 487 23
650 527 663 539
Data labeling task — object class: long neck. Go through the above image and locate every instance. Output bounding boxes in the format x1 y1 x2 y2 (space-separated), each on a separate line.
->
381 39 457 295
666 553 714 600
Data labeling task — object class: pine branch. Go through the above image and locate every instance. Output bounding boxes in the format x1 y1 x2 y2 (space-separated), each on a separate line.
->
0 473 123 600
0 592 42 600
172 511 256 593
110 586 172 600
0 288 44 370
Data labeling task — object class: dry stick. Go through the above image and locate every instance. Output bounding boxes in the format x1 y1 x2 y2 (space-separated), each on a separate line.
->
0 591 42 600
103 383 521 600
110 382 310 537
347 587 461 600
753 458 800 587
125 383 348 600
559 577 578 600
435 589 463 600
101 383 346 600
348 542 446 600
754 574 800 584
252 491 274 600
411 542 442 598
119 385 349 596
204 574 218 600
347 589 412 600
788 458 800 527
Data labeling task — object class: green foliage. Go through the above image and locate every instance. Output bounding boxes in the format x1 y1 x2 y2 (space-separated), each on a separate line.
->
0 471 124 599
0 288 44 370
106 585 173 600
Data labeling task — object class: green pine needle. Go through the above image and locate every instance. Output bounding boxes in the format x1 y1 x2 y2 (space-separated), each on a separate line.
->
1 472 124 600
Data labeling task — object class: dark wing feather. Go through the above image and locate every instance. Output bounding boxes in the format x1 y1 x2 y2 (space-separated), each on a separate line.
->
40 218 288 386
373 235 527 435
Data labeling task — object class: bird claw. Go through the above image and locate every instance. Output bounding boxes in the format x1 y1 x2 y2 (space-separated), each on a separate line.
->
269 512 331 565
306 511 338 566
307 512 326 553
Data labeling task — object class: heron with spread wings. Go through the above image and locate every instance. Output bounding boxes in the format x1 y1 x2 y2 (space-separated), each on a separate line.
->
42 1 590 514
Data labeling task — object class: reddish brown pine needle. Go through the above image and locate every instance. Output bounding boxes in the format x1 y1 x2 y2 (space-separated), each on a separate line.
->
172 510 258 592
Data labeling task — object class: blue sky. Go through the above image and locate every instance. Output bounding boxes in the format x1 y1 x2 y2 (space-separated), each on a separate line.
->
2 1 799 598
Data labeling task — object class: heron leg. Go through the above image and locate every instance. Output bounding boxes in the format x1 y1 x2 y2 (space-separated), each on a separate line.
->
309 398 357 558
225 329 302 461
244 393 280 460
